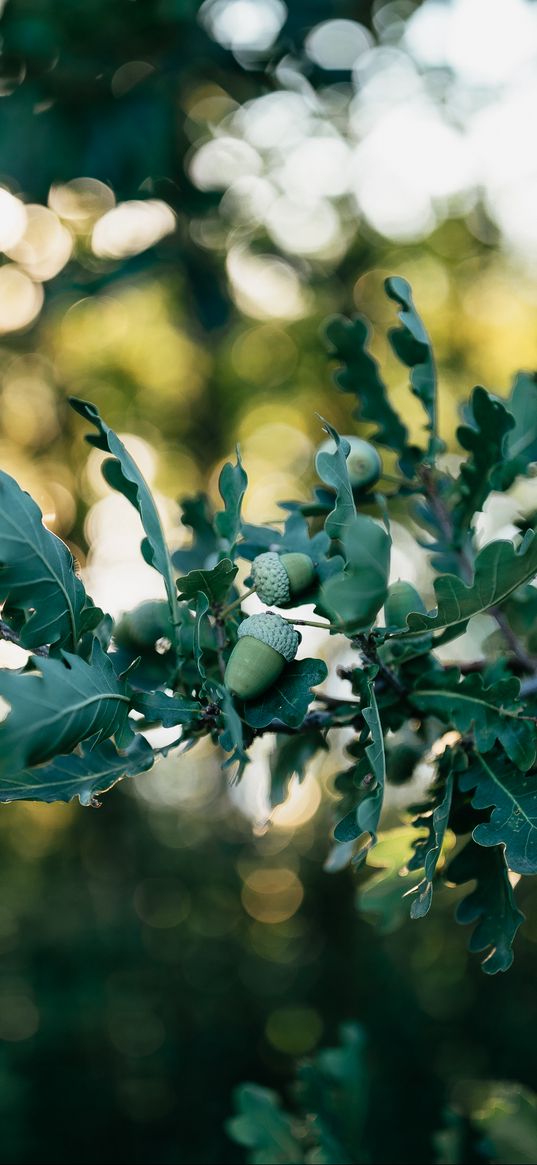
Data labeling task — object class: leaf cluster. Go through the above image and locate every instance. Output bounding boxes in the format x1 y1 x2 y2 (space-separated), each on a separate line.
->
1 277 537 974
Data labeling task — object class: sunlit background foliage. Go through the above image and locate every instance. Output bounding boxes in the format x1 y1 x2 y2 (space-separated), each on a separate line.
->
2 0 537 1161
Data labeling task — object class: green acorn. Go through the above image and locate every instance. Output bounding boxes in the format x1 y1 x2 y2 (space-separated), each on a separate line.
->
384 580 426 627
318 434 382 489
114 600 172 652
224 612 300 701
251 551 315 607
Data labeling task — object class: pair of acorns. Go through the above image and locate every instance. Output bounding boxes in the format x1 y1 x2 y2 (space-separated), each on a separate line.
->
226 575 425 702
118 436 384 702
226 436 382 702
224 552 313 701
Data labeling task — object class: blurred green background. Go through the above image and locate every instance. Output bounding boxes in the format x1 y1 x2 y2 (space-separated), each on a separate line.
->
1 0 537 1161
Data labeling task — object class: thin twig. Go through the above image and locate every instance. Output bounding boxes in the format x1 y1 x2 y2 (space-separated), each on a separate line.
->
285 617 336 631
220 586 257 619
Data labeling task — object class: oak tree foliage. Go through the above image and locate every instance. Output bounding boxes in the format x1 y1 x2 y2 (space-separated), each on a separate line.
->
2 277 537 974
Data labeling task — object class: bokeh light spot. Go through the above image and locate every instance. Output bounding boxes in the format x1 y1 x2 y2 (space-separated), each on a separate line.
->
92 200 176 259
265 1006 323 1055
200 0 287 52
0 189 27 251
241 866 304 923
0 266 44 333
306 19 373 69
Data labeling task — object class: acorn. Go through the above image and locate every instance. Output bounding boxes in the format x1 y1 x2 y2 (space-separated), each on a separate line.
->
224 612 300 701
384 580 426 628
318 434 382 490
114 600 172 652
251 551 315 607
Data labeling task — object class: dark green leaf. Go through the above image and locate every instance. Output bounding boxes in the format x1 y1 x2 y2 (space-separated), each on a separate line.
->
0 640 131 780
279 512 331 560
408 755 454 918
269 730 327 808
130 690 203 729
460 751 537 874
385 275 440 457
452 386 515 538
334 673 386 864
390 531 537 639
315 421 356 541
239 512 331 573
320 514 391 633
411 670 536 770
70 397 180 652
226 1084 305 1165
243 659 328 730
177 558 238 606
0 471 102 652
323 313 408 454
357 826 422 933
447 840 524 974
208 681 249 776
239 522 282 561
215 448 247 556
172 493 217 572
296 1023 369 1165
492 371 537 488
0 735 154 806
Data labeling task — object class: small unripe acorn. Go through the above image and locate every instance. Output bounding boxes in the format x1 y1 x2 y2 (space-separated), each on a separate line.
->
384 580 426 627
115 600 172 652
251 551 315 606
318 435 382 489
224 612 300 701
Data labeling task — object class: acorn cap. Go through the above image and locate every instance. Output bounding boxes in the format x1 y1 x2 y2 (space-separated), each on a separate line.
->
251 551 315 606
237 612 299 662
251 552 290 606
